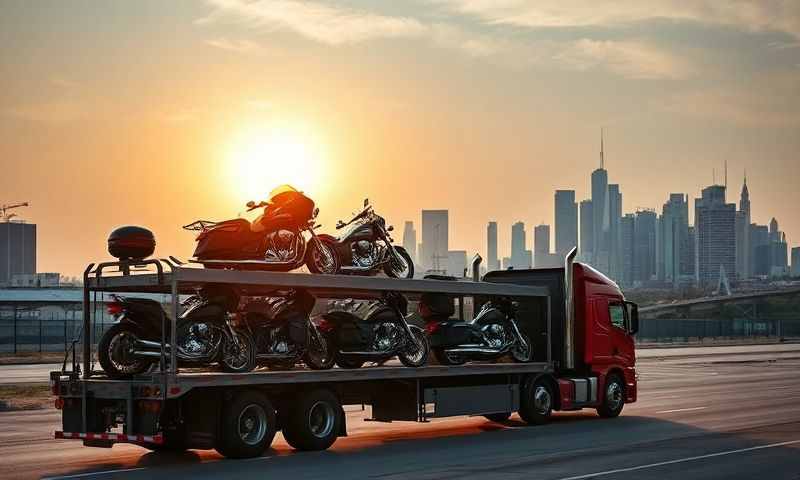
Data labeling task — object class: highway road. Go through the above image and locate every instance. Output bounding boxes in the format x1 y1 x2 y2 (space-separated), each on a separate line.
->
1 346 798 479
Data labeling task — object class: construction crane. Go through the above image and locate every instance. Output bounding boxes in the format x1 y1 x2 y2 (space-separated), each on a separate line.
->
1 202 29 222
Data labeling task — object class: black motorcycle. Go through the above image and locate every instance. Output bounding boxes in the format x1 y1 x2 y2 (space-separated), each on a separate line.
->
98 288 255 379
315 292 429 368
240 289 333 370
314 199 413 278
421 294 532 366
183 185 338 274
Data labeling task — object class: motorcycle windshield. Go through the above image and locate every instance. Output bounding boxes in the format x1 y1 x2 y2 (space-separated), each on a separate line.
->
267 184 300 203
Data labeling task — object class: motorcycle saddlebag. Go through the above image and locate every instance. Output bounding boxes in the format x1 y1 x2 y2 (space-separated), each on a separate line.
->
108 226 156 260
428 322 473 348
194 219 261 259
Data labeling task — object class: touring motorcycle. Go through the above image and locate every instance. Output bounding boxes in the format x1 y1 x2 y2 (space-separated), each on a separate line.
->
239 289 333 370
183 185 338 274
421 293 532 365
315 292 429 368
98 287 255 379
314 199 413 278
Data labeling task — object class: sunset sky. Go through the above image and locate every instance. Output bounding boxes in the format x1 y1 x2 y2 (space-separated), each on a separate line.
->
2 0 799 277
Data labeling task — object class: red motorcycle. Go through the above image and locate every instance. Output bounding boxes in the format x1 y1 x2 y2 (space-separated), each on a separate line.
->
183 185 338 273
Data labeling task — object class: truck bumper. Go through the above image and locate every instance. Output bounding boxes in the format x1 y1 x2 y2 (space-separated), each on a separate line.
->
624 367 638 404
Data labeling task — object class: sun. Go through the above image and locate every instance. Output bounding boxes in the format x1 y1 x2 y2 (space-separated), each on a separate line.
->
226 124 326 204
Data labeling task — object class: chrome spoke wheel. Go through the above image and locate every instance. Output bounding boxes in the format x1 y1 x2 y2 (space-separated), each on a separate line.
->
606 381 623 412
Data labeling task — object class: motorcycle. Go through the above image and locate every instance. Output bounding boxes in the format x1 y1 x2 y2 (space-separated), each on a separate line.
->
239 289 334 370
315 292 429 368
421 294 532 366
314 198 413 278
98 287 256 379
183 185 338 274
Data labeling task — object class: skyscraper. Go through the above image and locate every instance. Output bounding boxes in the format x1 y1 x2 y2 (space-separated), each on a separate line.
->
607 184 622 280
402 221 417 265
633 209 657 284
447 250 467 277
421 210 448 272
591 129 609 272
791 247 800 277
660 193 689 287
510 222 531 269
487 221 499 271
751 223 770 276
620 214 635 286
0 221 36 286
554 190 578 256
579 200 593 261
735 177 751 279
534 224 550 267
695 185 736 286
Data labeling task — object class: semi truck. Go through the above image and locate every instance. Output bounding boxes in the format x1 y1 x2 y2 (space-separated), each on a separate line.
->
51 248 638 458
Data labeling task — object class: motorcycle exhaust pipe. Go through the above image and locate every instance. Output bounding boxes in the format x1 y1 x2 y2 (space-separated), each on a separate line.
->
443 347 505 355
135 339 167 350
132 350 163 359
471 254 482 281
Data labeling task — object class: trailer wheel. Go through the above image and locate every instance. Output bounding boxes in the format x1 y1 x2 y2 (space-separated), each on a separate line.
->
596 374 625 418
281 389 342 451
518 376 553 425
484 412 511 422
215 390 276 459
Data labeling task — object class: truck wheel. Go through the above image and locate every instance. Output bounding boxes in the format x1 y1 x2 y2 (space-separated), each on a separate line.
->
596 374 625 418
398 326 429 367
282 389 342 451
215 390 276 459
484 412 511 422
518 376 553 425
433 348 466 366
335 357 365 369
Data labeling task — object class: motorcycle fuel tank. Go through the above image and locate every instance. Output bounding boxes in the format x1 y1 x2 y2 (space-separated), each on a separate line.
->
341 223 376 243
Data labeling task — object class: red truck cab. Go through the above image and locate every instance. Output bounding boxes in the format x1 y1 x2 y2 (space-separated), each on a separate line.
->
483 249 638 417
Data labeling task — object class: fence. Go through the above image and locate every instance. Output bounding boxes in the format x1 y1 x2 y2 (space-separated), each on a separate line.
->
0 315 114 354
636 317 800 344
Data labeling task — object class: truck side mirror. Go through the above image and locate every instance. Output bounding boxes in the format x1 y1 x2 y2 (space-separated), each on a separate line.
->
625 301 639 335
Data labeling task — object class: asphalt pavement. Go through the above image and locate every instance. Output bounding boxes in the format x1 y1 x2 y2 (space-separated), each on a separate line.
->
0 345 798 479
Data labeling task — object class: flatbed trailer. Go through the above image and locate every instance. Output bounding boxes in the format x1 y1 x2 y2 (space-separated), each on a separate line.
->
52 250 638 458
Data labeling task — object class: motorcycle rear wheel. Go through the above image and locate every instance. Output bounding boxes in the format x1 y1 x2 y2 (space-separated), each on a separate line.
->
98 323 152 379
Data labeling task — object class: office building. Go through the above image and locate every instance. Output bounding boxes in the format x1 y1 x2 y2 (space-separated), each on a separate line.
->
607 184 622 280
447 250 467 278
579 200 593 261
791 247 800 277
1 221 36 286
660 194 690 287
510 222 531 269
487 221 499 271
402 221 417 265
735 178 751 280
533 224 559 268
633 210 657 284
554 190 578 255
620 214 635 287
421 210 448 272
695 185 736 286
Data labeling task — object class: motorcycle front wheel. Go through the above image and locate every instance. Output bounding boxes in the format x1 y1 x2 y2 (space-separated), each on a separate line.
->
510 333 533 362
305 330 335 370
398 326 429 367
384 247 414 279
220 330 256 373
305 238 340 275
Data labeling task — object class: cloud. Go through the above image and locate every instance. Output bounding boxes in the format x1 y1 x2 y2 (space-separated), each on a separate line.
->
198 0 426 45
553 39 693 79
4 100 84 124
432 0 800 39
205 37 262 53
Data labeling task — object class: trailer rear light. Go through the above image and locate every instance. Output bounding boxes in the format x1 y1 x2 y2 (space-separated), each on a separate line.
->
54 397 64 410
425 322 441 335
106 302 124 316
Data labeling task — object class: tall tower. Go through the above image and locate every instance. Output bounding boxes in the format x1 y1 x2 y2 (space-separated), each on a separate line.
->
735 173 751 279
487 221 499 271
554 190 578 256
591 128 609 271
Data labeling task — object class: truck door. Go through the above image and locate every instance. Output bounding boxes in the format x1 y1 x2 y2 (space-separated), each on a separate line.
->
608 302 635 366
587 298 613 364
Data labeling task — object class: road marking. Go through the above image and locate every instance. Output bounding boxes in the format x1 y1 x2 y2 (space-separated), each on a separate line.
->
557 439 800 480
42 467 146 479
656 406 707 414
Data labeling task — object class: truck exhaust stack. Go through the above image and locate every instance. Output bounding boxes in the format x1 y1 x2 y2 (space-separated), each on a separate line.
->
564 247 577 370
471 253 482 282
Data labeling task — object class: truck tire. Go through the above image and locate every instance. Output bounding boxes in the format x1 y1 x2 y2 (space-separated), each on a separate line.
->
596 374 625 418
483 412 511 422
215 390 276 459
281 389 342 451
518 376 553 425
